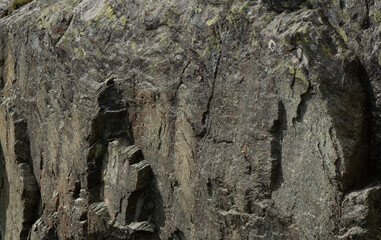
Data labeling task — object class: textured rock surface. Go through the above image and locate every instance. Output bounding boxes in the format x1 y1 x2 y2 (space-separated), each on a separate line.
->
0 0 380 239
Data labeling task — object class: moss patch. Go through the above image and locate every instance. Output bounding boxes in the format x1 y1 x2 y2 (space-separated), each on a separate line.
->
336 26 348 42
321 44 334 58
370 10 381 23
287 64 309 87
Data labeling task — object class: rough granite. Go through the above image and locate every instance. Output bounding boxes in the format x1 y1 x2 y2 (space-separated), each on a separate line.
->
0 0 380 239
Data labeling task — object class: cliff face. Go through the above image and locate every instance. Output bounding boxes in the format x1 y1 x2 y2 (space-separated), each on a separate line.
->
0 0 380 239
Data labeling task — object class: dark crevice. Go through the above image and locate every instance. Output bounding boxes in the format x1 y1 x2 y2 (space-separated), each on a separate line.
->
12 119 41 240
339 0 344 9
169 230 187 240
293 84 312 124
263 0 308 12
270 101 286 191
175 61 191 99
207 178 214 199
201 77 215 125
86 79 165 239
0 58 4 89
157 123 162 150
86 79 132 204
0 145 8 240
341 61 372 195
127 146 144 165
73 180 81 199
290 66 296 92
201 48 222 136
363 0 370 29
213 139 233 144
86 140 107 204
359 64 381 182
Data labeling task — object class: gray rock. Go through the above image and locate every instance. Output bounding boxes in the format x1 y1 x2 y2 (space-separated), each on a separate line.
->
0 0 379 239
128 221 155 233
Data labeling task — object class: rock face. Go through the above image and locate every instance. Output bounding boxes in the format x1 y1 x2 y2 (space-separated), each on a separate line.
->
0 0 380 239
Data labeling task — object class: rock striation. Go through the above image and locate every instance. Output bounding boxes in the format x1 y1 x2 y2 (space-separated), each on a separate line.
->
0 0 380 239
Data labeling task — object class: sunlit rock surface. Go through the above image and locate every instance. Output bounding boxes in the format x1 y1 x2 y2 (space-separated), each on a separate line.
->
0 0 380 239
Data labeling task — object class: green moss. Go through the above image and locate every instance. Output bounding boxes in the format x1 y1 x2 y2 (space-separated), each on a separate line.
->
94 4 117 22
206 13 219 26
104 6 117 21
322 44 334 58
209 36 221 51
287 64 295 74
372 10 381 23
295 69 308 86
9 0 32 14
294 34 310 46
300 1 313 8
336 26 348 42
249 30 259 47
287 63 309 87
351 22 361 32
159 36 170 48
94 48 103 61
378 51 381 66
120 15 127 27
74 47 86 60
149 63 161 73
341 10 351 24
200 47 210 58
230 3 247 14
261 14 274 26
332 0 340 7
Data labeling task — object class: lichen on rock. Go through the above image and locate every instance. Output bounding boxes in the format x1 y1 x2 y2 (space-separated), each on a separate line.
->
0 0 380 239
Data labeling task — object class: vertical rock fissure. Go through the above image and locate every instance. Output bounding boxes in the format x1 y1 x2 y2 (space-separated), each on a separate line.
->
270 101 286 191
86 78 165 239
86 78 131 204
0 143 8 240
359 64 381 182
201 42 223 138
11 118 41 240
293 84 312 124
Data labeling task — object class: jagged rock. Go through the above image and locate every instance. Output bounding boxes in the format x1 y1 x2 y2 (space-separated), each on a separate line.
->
262 0 306 12
29 218 58 240
131 160 152 190
169 230 186 240
339 186 381 239
0 0 380 239
90 202 111 221
128 221 155 233
124 145 144 165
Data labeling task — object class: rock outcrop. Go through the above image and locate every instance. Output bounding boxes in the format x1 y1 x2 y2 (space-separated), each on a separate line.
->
0 0 380 239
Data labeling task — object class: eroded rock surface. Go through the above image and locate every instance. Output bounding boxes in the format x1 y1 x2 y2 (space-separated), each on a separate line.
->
0 0 380 239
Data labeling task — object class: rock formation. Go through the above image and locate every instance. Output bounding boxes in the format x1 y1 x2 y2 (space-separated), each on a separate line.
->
0 0 380 239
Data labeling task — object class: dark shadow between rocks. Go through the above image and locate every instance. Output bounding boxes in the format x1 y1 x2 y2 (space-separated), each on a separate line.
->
86 78 166 239
0 145 9 240
151 174 166 230
358 64 381 182
168 229 186 240
319 57 373 194
263 0 308 12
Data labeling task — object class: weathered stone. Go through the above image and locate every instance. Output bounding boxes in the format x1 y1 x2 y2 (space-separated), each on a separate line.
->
339 186 381 239
128 221 155 233
0 0 380 239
